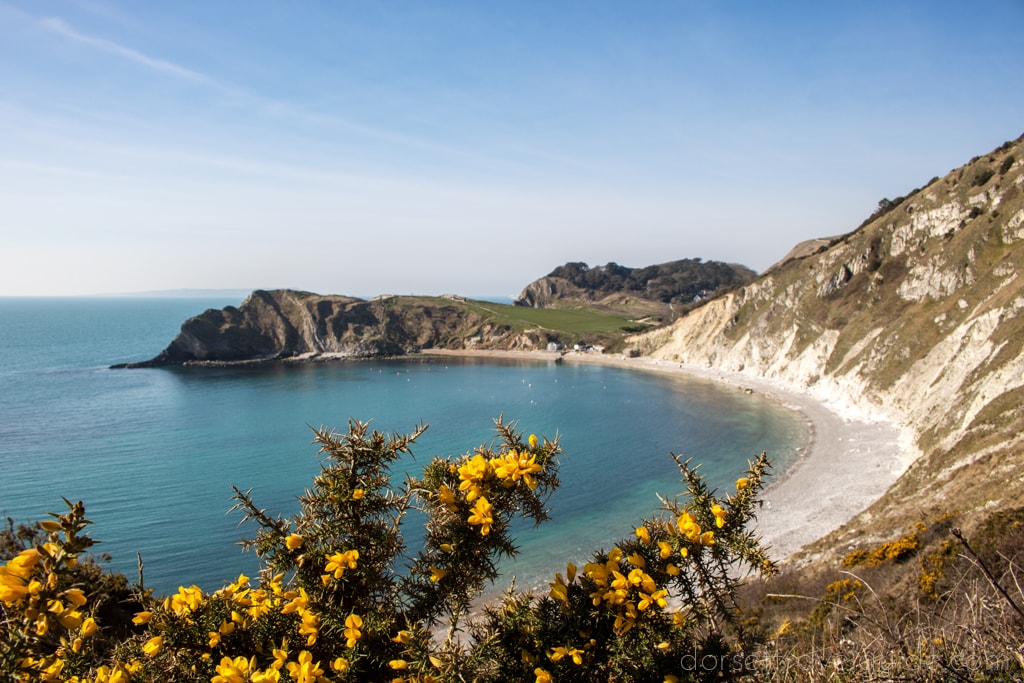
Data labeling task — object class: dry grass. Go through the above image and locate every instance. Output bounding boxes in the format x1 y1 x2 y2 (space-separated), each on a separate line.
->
734 509 1024 681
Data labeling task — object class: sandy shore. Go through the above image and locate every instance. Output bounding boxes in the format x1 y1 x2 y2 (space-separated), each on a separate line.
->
420 348 913 563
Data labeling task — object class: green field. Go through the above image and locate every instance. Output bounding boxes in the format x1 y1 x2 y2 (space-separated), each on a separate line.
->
459 299 636 334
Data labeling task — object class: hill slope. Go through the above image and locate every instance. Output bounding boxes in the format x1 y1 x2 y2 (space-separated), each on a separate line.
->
630 133 1024 559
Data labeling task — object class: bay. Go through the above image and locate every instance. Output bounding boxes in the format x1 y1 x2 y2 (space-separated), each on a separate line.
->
0 297 807 595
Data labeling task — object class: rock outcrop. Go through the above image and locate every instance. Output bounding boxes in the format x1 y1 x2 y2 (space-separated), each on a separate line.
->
116 291 542 367
515 259 757 320
630 133 1024 559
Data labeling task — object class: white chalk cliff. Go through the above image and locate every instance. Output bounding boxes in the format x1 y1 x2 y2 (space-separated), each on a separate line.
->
631 134 1024 555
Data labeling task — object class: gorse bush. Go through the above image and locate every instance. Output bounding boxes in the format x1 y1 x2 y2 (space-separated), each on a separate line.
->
1 417 776 682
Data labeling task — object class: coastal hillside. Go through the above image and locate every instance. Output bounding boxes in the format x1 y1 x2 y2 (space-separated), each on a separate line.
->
630 133 1024 560
514 258 756 320
116 291 644 367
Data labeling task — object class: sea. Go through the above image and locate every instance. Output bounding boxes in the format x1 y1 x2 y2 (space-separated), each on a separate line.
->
0 296 808 597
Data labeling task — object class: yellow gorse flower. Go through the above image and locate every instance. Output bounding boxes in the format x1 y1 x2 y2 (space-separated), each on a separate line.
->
81 616 99 637
323 549 359 582
286 650 324 683
711 503 727 529
168 585 204 617
467 497 494 536
212 655 253 683
491 450 543 489
142 635 163 657
343 614 363 648
458 453 491 502
285 534 304 550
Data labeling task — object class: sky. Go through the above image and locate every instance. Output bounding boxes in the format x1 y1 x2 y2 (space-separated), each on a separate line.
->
2 1 1023 297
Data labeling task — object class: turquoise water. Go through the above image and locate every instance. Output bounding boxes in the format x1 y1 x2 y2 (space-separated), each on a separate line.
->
0 297 807 596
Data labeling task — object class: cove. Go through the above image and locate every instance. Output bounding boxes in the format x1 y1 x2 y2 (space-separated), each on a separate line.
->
0 299 807 596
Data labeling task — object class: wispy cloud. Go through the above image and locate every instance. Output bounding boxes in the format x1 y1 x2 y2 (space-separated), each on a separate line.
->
38 16 214 85
21 11 600 186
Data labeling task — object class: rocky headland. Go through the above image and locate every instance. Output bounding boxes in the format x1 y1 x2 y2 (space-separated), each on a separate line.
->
113 292 544 368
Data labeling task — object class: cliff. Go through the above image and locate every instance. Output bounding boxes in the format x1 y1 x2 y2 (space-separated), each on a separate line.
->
630 133 1024 559
117 291 543 367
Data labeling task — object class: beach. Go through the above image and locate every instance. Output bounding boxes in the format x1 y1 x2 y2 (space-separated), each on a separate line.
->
421 348 914 563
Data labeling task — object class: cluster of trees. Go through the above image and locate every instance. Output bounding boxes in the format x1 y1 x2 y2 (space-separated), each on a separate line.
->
546 260 756 305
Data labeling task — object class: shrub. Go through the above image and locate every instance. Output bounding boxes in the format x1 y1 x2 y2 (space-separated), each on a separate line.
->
972 167 995 187
0 420 776 682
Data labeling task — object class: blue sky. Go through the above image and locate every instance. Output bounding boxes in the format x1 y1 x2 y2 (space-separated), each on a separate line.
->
2 1 1023 297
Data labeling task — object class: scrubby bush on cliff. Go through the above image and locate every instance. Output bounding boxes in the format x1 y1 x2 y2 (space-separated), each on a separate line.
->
740 511 1024 680
1 418 776 682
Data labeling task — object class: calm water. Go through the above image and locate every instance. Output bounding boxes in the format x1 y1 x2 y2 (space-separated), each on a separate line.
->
0 297 807 596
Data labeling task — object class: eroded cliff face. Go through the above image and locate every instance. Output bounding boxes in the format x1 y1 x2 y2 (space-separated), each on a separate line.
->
631 134 1024 555
125 291 542 367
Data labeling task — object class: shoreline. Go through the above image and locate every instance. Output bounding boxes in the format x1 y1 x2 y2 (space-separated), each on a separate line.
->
419 348 914 563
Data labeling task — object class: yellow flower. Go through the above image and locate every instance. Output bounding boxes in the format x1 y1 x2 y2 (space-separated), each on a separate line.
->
8 548 42 577
389 659 409 670
627 552 646 568
286 651 323 682
549 573 569 604
467 497 494 536
59 609 84 629
252 668 281 683
142 635 163 657
392 629 413 644
534 668 552 683
64 588 87 607
711 503 727 529
638 589 668 611
344 614 363 648
169 585 205 616
324 549 359 580
736 477 749 490
635 526 651 543
548 646 584 664
492 450 543 489
298 609 319 646
429 566 447 583
352 488 365 500
700 531 716 546
458 453 492 502
266 648 288 671
213 655 253 683
677 512 701 542
132 611 152 625
439 542 454 553
437 485 457 508
81 616 99 637
332 657 350 673
285 534 304 550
